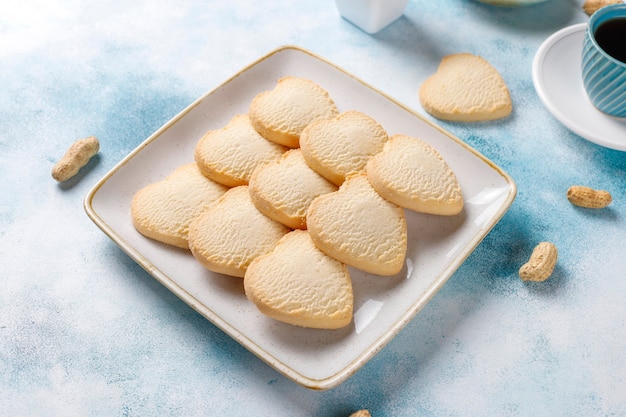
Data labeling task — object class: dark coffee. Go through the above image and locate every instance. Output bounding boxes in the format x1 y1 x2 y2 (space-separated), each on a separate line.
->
594 17 626 64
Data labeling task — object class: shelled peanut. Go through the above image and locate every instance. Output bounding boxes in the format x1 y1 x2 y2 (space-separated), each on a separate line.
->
51 136 99 182
519 242 558 282
349 411 371 417
582 0 622 15
566 186 612 209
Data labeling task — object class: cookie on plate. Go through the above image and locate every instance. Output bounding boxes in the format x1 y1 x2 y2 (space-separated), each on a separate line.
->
244 230 353 329
131 163 228 249
194 114 287 187
249 77 339 148
366 134 463 215
188 186 290 278
248 149 338 230
300 110 388 186
419 53 512 122
306 173 407 276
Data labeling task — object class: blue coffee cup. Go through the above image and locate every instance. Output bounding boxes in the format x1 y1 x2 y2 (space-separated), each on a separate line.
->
581 4 626 118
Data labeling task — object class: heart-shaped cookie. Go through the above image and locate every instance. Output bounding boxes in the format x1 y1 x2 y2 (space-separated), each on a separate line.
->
244 230 353 329
306 173 407 276
194 114 287 187
366 134 464 215
188 186 290 278
300 110 388 186
419 53 512 122
131 163 228 249
249 77 339 148
248 149 337 230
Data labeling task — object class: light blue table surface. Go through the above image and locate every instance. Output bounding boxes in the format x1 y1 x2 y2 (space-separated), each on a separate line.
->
2 1 625 416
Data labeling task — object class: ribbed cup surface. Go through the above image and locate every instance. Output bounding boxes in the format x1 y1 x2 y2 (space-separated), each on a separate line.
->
581 4 626 118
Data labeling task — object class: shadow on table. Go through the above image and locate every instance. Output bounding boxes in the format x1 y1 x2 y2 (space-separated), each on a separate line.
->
56 153 102 191
363 0 582 74
457 0 582 31
281 204 577 415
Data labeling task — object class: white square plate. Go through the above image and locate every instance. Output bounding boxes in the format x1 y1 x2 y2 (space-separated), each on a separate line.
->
85 45 516 390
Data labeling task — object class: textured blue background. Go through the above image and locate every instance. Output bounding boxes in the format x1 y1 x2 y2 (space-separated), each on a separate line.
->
2 1 625 416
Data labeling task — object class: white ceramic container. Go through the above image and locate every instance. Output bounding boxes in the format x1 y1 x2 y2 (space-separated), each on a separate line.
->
335 0 409 34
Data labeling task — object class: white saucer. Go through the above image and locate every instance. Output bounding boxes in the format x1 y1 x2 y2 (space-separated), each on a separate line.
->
532 23 626 151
